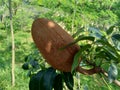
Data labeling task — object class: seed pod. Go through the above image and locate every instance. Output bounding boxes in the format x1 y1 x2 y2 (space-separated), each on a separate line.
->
31 18 80 72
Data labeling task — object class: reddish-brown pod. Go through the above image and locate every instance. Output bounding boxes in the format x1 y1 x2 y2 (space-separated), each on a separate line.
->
31 18 80 72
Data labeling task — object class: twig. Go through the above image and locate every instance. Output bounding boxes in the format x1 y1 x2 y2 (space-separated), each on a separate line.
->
76 66 120 87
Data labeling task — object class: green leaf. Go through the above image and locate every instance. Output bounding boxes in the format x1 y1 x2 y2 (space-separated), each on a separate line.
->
29 67 57 90
88 27 105 39
38 0 43 5
76 35 95 42
112 34 120 50
96 39 120 58
60 36 94 50
72 27 84 38
42 67 57 90
108 63 118 83
71 44 91 73
95 51 108 62
24 56 28 62
29 70 46 90
31 60 39 68
53 74 63 90
63 72 74 90
112 34 120 41
106 25 116 35
22 63 29 70
103 47 118 61
83 84 89 90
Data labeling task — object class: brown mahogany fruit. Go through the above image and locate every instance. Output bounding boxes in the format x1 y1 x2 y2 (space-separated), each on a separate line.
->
31 18 80 72
31 18 101 75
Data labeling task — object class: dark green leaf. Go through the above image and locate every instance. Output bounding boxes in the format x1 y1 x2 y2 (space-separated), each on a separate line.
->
76 36 95 42
71 44 91 73
30 59 39 68
108 63 118 83
29 67 57 90
63 72 74 90
29 70 46 90
112 34 120 50
112 34 120 41
22 63 29 70
27 70 32 77
95 46 103 52
24 56 28 62
103 47 118 61
95 51 108 60
42 67 57 90
60 36 94 50
119 26 120 31
96 39 120 58
53 74 63 90
107 25 116 35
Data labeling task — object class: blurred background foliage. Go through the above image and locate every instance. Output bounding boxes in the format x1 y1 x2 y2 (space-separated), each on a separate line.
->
0 0 120 90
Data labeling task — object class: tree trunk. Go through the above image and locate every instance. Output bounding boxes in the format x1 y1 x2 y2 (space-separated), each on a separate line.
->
8 0 15 87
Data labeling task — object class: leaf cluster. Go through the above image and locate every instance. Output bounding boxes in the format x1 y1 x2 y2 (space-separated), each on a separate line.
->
71 25 120 83
29 67 74 90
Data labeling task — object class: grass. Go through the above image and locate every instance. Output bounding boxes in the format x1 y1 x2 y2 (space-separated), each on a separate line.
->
0 30 31 90
0 63 29 90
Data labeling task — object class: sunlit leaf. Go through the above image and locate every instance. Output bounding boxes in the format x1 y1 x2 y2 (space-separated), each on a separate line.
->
38 0 43 5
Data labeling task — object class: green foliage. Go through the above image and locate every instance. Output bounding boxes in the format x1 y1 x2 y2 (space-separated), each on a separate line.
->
71 25 120 88
0 65 29 90
22 62 30 70
28 67 74 90
62 72 74 90
0 0 120 90
72 44 91 73
108 63 118 83
29 67 57 90
22 24 120 90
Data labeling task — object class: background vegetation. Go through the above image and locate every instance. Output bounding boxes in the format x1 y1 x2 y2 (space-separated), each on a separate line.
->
0 0 120 90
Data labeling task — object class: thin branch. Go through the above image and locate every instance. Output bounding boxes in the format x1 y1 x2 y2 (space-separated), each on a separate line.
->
76 66 101 75
76 66 120 87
